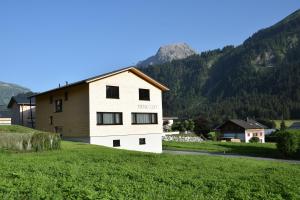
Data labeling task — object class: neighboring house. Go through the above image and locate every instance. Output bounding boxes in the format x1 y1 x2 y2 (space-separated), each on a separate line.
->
163 117 178 131
7 94 36 128
33 67 169 153
216 119 266 143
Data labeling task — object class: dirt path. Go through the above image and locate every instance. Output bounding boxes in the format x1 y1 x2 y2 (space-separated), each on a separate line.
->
163 149 300 164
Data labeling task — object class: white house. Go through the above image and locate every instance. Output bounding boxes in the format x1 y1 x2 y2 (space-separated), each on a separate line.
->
216 119 266 143
33 67 169 153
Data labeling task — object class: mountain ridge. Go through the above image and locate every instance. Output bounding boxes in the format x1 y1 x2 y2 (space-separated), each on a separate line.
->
137 43 197 67
0 81 31 117
141 9 300 121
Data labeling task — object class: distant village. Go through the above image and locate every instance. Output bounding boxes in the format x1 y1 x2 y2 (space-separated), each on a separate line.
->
1 67 299 154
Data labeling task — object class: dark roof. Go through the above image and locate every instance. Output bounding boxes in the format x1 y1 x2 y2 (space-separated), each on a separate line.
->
246 119 268 129
31 66 169 97
7 93 36 108
163 117 179 120
217 119 266 130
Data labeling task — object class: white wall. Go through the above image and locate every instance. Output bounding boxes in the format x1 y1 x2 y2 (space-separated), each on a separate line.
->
0 118 11 125
88 71 164 153
90 133 162 153
245 129 265 143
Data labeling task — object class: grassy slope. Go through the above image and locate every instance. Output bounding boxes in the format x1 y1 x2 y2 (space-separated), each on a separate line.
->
273 120 300 129
162 141 299 159
0 141 299 199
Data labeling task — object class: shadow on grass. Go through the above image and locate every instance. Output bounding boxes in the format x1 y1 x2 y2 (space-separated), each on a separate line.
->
215 143 300 160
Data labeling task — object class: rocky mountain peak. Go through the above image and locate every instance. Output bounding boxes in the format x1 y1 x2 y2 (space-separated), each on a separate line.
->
137 43 197 67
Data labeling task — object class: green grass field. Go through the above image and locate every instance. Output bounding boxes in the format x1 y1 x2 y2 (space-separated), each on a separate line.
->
0 126 300 199
273 120 300 129
163 141 300 160
0 141 299 199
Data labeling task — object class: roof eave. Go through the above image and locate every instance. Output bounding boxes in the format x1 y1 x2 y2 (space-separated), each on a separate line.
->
86 67 169 92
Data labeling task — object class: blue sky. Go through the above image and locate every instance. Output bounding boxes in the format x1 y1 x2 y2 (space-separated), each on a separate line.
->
0 0 300 92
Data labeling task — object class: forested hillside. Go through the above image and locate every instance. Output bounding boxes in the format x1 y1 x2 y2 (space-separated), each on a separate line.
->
142 9 300 122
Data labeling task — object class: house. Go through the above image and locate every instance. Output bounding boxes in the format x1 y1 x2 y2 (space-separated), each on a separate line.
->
216 119 266 143
7 93 36 128
163 117 178 131
32 67 169 153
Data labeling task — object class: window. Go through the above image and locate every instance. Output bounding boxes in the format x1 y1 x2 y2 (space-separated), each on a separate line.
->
113 140 120 147
106 86 119 99
132 113 158 124
253 133 258 137
55 99 63 112
49 116 53 125
139 89 150 101
139 138 146 145
65 92 68 101
49 96 53 104
247 133 250 137
97 112 123 125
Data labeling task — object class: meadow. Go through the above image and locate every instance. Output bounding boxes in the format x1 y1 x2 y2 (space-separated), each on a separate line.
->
0 141 300 199
273 120 300 129
163 141 300 160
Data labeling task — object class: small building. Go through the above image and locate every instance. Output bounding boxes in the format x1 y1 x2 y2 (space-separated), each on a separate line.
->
32 67 169 153
216 119 266 143
163 117 178 130
7 94 36 128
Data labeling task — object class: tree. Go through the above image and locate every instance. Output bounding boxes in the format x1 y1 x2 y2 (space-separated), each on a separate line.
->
171 119 195 132
280 120 286 130
194 117 211 135
276 131 299 157
256 119 276 129
186 120 195 131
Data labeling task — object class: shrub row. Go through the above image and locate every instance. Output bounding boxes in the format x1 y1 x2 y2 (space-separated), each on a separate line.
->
0 131 61 152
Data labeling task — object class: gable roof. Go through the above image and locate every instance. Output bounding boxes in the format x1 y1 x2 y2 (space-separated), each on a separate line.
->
246 119 268 129
32 67 169 97
217 119 266 130
7 93 36 108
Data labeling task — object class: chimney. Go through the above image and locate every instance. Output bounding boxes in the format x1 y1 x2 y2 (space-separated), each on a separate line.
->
59 83 61 88
66 81 68 86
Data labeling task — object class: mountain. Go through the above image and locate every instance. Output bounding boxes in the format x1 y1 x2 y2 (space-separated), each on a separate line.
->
141 9 300 123
0 81 31 116
137 43 197 67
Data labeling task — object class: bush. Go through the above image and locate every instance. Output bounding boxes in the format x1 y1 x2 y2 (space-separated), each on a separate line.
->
0 130 61 152
171 120 195 132
207 132 218 141
249 137 260 143
276 131 299 157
